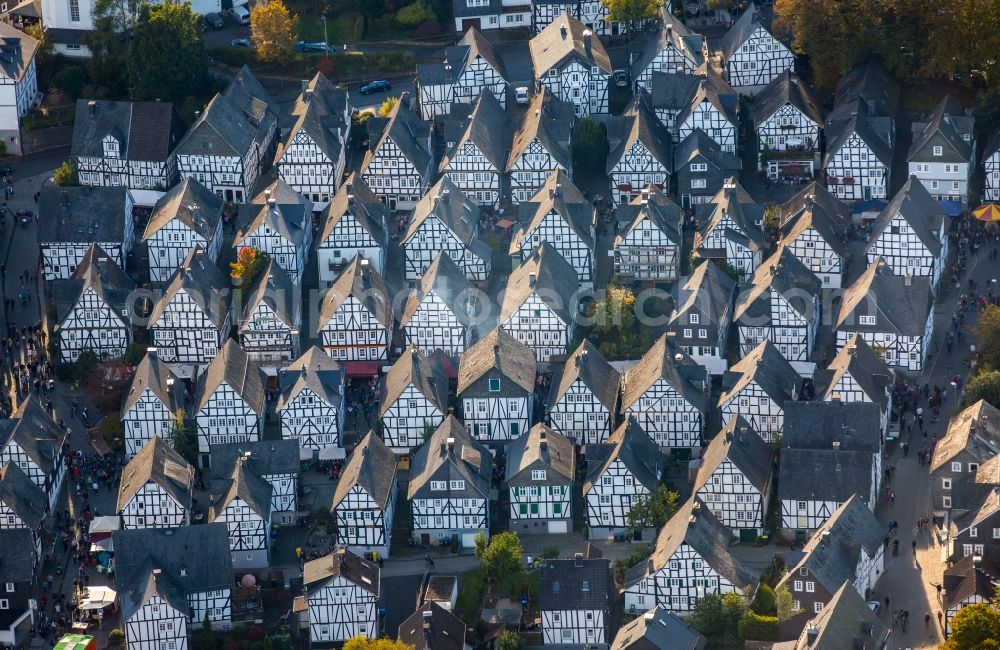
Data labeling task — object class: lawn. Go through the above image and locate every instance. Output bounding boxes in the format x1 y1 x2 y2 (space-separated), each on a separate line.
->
292 6 364 44
454 568 541 628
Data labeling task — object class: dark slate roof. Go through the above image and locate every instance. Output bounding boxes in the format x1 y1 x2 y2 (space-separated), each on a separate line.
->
123 352 183 416
823 100 894 168
398 602 466 650
720 3 773 60
674 129 742 174
235 200 309 252
114 523 234 599
362 95 431 176
834 58 899 118
0 529 35 581
195 339 267 415
778 448 875 505
650 72 703 113
500 242 580 326
144 178 225 241
695 417 772 493
674 72 740 128
276 346 344 412
71 99 182 162
116 436 194 513
119 560 189 622
209 456 272 520
276 72 347 164
514 169 595 250
317 173 387 247
253 178 312 212
930 400 1000 473
734 245 822 324
303 547 380 597
607 92 674 175
835 259 934 337
867 176 944 256
401 251 478 326
983 130 1000 164
408 416 492 499
584 419 662 494
239 259 299 332
530 13 612 75
331 431 398 510
780 496 883 595
669 260 736 333
457 327 537 394
506 89 574 172
548 339 620 414
379 347 449 417
38 185 130 244
538 558 612 612
506 424 575 485
616 185 683 246
752 71 824 127
175 67 276 158
0 461 45 529
815 334 893 407
0 23 38 82
54 243 136 325
782 401 881 452
631 11 705 79
627 498 756 589
943 555 997 612
787 582 888 649
319 255 392 330
694 177 765 252
621 334 708 413
779 182 850 254
403 175 483 249
439 90 508 173
1 398 67 481
148 246 232 331
418 27 508 86
611 607 707 650
720 340 798 406
209 439 299 485
907 95 974 164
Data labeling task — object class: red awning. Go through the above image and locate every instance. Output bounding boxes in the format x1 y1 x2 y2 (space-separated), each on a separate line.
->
344 361 379 377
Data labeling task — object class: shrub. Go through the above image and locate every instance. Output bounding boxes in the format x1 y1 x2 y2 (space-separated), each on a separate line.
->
539 546 560 559
751 584 776 615
50 65 86 98
738 610 779 641
53 160 79 187
395 0 436 26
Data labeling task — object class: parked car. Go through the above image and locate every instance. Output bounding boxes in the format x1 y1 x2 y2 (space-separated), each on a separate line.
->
613 69 629 87
204 13 225 29
231 38 251 48
232 4 251 24
867 601 880 615
297 40 333 52
359 79 390 95
514 86 530 105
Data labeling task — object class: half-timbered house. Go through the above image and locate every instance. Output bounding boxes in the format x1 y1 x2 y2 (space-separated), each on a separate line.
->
0 462 46 562
623 498 757 615
115 523 235 638
316 174 388 284
815 334 895 438
693 418 773 540
361 94 432 212
620 334 707 454
379 347 449 453
613 185 683 282
297 548 380 644
547 339 619 445
330 432 398 555
531 0 626 37
275 73 350 210
237 260 301 370
947 485 1000 564
194 339 267 467
143 178 226 285
174 67 278 203
929 400 1000 520
719 3 795 94
52 243 135 363
611 607 707 650
908 95 975 204
693 178 765 281
607 94 673 206
208 457 272 569
277 346 345 458
500 243 579 363
116 436 194 529
780 582 889 649
631 11 705 91
944 556 998 637
438 91 508 208
122 352 184 458
401 175 492 282
38 184 134 280
457 327 537 443
983 132 1000 202
776 496 885 639
401 252 483 357
667 260 736 375
417 27 510 120
71 99 183 192
778 182 850 288
865 177 948 288
408 416 493 547
0 399 67 511
529 13 611 116
734 245 822 366
506 89 574 204
398 602 467 650
539 557 612 644
316 256 392 363
209 440 299 526
675 130 742 209
835 259 935 372
718 340 799 443
148 246 232 372
511 169 595 284
650 72 740 154
506 424 574 534
754 71 824 180
234 197 312 285
0 529 35 648
583 418 663 538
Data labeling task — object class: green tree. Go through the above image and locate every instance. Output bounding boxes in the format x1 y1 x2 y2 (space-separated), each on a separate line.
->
689 592 747 647
171 409 198 466
251 0 297 63
600 0 658 39
128 2 209 101
474 531 523 584
583 285 656 360
92 0 142 32
571 117 607 176
923 0 1000 85
107 630 125 648
943 598 1000 650
962 369 1000 407
497 631 521 650
775 584 802 621
625 485 680 537
976 89 1000 145
50 65 86 98
751 584 776 615
53 160 79 187
396 0 436 26
974 305 1000 370
738 610 779 641
24 24 51 60
378 97 399 117
199 614 215 650
342 637 414 650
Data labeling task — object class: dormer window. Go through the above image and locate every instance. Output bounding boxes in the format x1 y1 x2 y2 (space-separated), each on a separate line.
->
933 145 943 156
103 135 120 159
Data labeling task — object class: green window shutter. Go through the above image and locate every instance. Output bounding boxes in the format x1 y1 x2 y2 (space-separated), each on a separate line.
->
530 503 539 514
553 503 562 514
519 504 528 515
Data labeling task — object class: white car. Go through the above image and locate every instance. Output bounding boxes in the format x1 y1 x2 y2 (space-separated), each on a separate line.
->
613 69 629 87
515 86 530 105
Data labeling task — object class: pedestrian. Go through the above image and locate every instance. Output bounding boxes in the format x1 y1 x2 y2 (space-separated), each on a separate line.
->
925 612 931 630
893 539 899 556
884 596 890 610
912 539 918 555
903 442 909 456
890 490 895 504
938 611 943 627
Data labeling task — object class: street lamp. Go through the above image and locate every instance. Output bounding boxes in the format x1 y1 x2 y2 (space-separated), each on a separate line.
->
321 15 329 51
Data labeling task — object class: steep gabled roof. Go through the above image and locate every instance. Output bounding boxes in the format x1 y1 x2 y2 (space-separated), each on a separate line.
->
239 259 299 331
235 200 310 252
398 601 466 650
276 346 344 412
611 607 707 650
438 90 508 173
195 339 267 415
119 561 189 622
584 419 662 494
783 401 882 452
331 431 398 509
674 129 742 175
649 71 703 113
607 92 674 175
303 547 380 596
362 95 431 175
208 440 300 485
719 340 798 406
943 555 998 612
408 416 492 499
148 246 232 331
834 57 899 117
123 351 184 416
930 400 1000 473
506 89 574 172
38 185 131 244
379 347 449 417
276 72 347 164
631 10 704 78
317 173 387 247
500 243 580 326
318 256 392 330
615 185 683 247
457 327 536 394
514 169 595 250
55 243 136 324
1 398 67 480
694 418 772 494
530 12 612 76
734 245 822 322
506 424 575 484
835 259 934 337
209 457 272 520
0 23 39 83
143 178 225 241
823 100 894 167
778 448 875 506
0 461 45 529
720 3 776 60
621 334 708 413
417 26 509 86
114 524 233 596
907 95 973 164
670 260 737 331
538 558 612 612
866 176 945 256
815 334 893 407
116 436 194 513
673 72 740 128
752 70 824 127
694 177 765 251
400 252 477 326
403 175 482 248
779 182 851 255
787 582 888 649
72 99 183 162
548 339 620 414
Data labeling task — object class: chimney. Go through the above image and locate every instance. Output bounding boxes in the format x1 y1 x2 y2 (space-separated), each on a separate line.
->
529 272 536 287
539 429 547 451
806 624 819 644
560 24 567 39
832 440 841 450
442 188 450 203
446 437 455 453
905 272 913 287
348 193 355 204
301 79 309 94
582 29 592 56
574 552 583 567
88 100 97 117
555 183 562 197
